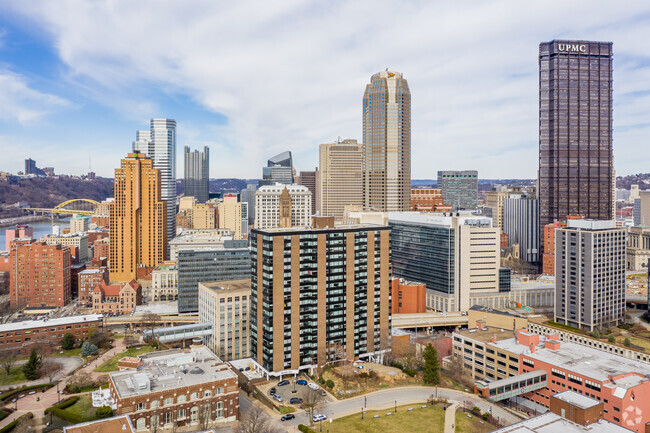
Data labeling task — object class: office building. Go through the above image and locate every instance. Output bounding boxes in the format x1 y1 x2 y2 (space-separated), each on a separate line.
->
542 222 566 275
363 70 411 212
218 194 242 239
297 169 319 215
4 225 33 250
91 280 142 314
633 190 650 226
251 220 391 372
10 242 71 308
109 153 167 282
254 184 311 229
78 267 109 306
437 170 478 209
503 194 539 263
389 212 502 312
484 186 533 229
410 188 449 212
198 279 250 361
177 240 250 313
258 151 294 187
133 119 177 242
240 184 257 227
24 158 45 176
539 41 614 245
390 278 426 314
555 220 625 331
193 202 219 229
168 229 233 261
627 226 650 271
70 216 90 234
184 145 209 203
107 346 238 430
319 139 363 221
93 237 110 261
0 314 101 355
151 263 178 302
41 233 89 264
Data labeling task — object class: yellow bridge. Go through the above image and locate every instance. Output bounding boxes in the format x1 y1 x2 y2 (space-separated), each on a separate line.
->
25 199 100 218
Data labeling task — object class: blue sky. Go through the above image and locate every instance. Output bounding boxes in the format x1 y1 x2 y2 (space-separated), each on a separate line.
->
1 1 650 179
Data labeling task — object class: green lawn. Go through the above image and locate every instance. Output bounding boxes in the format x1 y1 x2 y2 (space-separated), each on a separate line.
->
326 403 444 433
94 346 155 372
58 395 99 423
0 366 27 386
50 348 83 358
455 412 493 433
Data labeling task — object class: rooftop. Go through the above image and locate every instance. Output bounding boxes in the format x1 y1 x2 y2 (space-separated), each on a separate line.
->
469 305 526 318
63 415 135 433
0 314 103 334
388 211 492 228
491 412 632 433
110 346 236 399
253 223 388 234
552 391 601 409
199 279 251 294
456 326 517 344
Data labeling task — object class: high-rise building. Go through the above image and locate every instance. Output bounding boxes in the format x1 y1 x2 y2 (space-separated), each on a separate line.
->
218 194 242 239
240 184 257 227
539 41 614 242
4 226 33 251
133 119 177 241
633 191 650 226
24 158 45 176
258 151 294 187
198 279 251 361
109 153 167 282
177 240 251 313
192 202 219 229
503 194 540 263
389 212 502 312
10 242 71 308
363 71 411 212
319 139 363 221
254 184 311 229
70 216 90 234
184 146 209 203
297 169 318 215
40 233 89 264
251 220 391 372
555 219 625 331
437 171 478 210
625 226 650 271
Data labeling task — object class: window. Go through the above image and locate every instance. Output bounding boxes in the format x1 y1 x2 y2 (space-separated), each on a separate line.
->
150 400 159 408
178 408 186 420
204 390 212 397
216 401 224 418
177 395 187 403
136 402 146 411
190 392 198 400
164 397 173 405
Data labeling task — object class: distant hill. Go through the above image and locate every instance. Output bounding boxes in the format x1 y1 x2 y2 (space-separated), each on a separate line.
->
412 179 535 191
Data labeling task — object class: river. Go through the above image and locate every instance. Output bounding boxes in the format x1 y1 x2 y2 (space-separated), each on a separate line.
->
0 218 71 251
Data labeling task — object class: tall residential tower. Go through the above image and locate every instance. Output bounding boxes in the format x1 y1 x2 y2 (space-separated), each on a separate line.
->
363 71 411 211
184 145 209 203
539 41 613 236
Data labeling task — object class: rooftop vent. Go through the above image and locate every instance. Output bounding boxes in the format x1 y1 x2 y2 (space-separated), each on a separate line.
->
190 366 205 375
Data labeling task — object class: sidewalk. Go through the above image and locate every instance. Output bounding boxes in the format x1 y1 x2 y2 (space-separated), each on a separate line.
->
444 402 459 433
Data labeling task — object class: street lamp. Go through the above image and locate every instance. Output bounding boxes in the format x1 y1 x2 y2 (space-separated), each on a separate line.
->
395 400 397 413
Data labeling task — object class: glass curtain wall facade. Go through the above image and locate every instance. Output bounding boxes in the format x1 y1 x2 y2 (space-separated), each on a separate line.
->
539 41 613 249
184 146 209 203
437 171 478 210
363 71 411 211
177 240 251 313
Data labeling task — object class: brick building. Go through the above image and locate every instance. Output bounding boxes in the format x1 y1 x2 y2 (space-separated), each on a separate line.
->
79 268 109 306
0 314 101 355
390 278 426 314
10 241 71 308
92 280 142 314
108 345 238 431
93 238 110 260
410 188 450 212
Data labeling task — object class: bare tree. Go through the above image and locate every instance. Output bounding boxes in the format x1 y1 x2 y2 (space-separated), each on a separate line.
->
0 349 17 375
233 405 282 433
41 359 64 383
197 401 214 430
301 387 324 425
140 312 162 342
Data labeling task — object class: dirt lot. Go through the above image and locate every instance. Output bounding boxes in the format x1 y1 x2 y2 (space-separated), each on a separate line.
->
256 375 336 406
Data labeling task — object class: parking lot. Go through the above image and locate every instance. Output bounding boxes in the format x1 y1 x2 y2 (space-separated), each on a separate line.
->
258 376 335 407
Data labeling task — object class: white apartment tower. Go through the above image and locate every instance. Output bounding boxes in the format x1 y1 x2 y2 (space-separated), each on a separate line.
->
255 184 312 229
133 119 177 242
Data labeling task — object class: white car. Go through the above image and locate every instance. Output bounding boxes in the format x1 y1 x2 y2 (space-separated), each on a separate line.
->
313 414 327 422
273 394 283 402
308 382 320 391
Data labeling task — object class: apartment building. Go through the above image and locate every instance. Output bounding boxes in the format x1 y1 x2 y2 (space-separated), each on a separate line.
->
254 184 311 229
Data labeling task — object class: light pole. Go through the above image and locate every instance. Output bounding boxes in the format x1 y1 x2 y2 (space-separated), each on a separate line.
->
57 382 60 403
394 400 397 413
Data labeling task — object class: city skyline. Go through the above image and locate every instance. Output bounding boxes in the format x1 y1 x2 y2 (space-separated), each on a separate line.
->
1 2 650 179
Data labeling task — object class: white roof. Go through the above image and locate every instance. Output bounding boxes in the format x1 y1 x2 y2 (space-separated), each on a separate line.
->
552 391 600 409
492 412 632 433
388 211 492 228
0 314 103 333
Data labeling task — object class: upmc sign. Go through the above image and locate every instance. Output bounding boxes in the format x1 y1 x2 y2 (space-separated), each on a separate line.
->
558 43 587 53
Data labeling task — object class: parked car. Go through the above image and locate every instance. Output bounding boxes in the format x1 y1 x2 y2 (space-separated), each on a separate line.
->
290 397 303 404
273 394 283 402
277 380 290 386
320 390 327 396
296 379 307 385
308 382 320 390
281 414 295 421
313 414 327 422
269 387 277 395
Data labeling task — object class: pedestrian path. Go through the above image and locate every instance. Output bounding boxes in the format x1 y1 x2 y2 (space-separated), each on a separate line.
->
444 402 459 433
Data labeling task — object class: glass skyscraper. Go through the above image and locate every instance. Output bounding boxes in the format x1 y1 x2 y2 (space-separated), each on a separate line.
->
184 145 209 203
539 41 613 242
258 151 294 187
363 71 411 211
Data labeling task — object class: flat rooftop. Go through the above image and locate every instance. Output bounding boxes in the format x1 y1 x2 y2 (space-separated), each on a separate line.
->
199 279 251 293
456 327 517 344
0 314 102 333
253 223 388 234
491 412 632 433
110 346 236 399
63 415 135 433
552 390 601 409
388 211 492 228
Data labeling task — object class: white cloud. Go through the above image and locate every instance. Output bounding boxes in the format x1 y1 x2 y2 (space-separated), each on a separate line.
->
0 69 70 125
3 0 650 178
